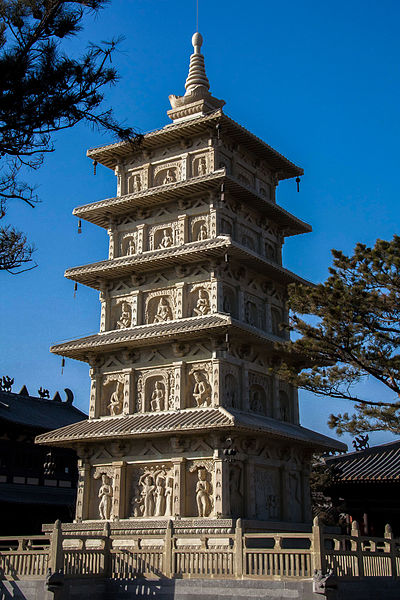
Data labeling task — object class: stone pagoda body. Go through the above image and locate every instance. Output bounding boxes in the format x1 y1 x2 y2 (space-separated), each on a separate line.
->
37 33 344 536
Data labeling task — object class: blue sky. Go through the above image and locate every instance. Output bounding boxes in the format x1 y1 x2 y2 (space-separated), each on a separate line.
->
1 0 399 448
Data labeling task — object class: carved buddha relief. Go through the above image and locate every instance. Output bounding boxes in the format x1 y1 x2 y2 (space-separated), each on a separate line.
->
192 287 211 317
248 373 273 417
128 172 142 194
224 373 240 409
192 155 207 177
102 375 125 417
136 369 174 413
131 467 174 518
116 301 132 329
188 364 212 408
120 233 137 257
153 163 180 187
265 241 277 261
145 292 175 324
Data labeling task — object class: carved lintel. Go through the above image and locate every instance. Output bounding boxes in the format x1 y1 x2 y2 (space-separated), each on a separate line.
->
170 436 185 452
121 349 139 364
87 353 103 370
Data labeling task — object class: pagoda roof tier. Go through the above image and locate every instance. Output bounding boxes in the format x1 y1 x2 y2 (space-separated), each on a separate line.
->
35 406 345 452
73 172 311 236
86 110 303 181
65 237 311 289
50 315 288 362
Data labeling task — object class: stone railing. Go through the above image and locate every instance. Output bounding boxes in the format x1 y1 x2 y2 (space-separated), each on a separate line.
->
0 518 399 581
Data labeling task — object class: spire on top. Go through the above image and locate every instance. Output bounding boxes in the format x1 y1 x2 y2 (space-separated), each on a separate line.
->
184 33 210 95
168 32 225 123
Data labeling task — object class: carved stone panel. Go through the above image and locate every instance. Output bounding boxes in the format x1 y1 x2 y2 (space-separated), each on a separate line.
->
254 467 280 521
248 372 273 417
101 373 127 417
136 368 175 413
187 362 212 408
152 162 181 187
188 282 211 317
191 154 208 177
148 221 179 251
119 231 138 257
129 465 174 518
187 461 214 518
189 214 210 242
221 363 241 410
244 293 265 330
144 289 176 324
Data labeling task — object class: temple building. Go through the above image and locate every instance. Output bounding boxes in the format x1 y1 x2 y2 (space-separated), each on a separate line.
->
36 33 345 535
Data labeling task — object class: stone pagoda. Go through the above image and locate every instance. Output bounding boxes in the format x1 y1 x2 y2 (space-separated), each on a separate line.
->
37 33 344 535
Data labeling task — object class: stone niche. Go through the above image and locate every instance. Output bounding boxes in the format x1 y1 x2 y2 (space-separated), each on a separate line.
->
144 290 176 324
127 170 144 194
110 298 133 330
148 222 179 251
186 461 214 518
89 466 115 521
244 292 265 330
119 231 138 257
189 214 210 242
248 372 273 417
186 363 212 408
128 464 174 518
187 283 212 318
190 153 209 178
152 162 181 187
254 466 281 521
101 373 126 417
221 364 241 410
136 368 175 413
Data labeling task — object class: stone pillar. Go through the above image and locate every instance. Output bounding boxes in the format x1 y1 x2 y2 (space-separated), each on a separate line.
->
75 459 91 522
89 372 102 419
114 163 124 197
99 292 107 332
272 375 280 419
214 456 230 517
280 467 290 521
178 214 188 244
136 223 146 253
112 461 127 520
108 222 117 260
292 386 300 425
181 153 189 181
172 458 186 517
122 370 133 415
265 300 272 334
209 205 217 238
208 144 215 172
238 289 245 321
245 459 256 519
131 290 140 325
301 464 312 522
175 282 185 319
242 366 250 411
172 362 185 410
211 359 220 406
217 280 224 313
210 279 218 313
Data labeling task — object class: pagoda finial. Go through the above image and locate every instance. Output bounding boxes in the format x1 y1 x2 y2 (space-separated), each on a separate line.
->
184 32 210 95
168 32 225 122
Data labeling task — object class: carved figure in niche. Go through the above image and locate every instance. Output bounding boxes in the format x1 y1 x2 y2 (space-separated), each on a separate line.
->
139 473 156 517
117 302 131 329
164 477 173 517
154 476 166 517
266 494 279 519
158 228 173 249
197 223 208 241
108 383 123 416
163 168 176 184
127 238 136 255
132 174 142 192
245 301 258 327
193 372 211 407
249 385 264 414
193 288 210 316
131 486 143 517
289 472 302 520
98 474 113 520
153 297 173 323
197 157 207 176
229 465 243 517
225 374 238 408
265 242 276 261
151 381 165 411
271 307 283 336
196 468 212 517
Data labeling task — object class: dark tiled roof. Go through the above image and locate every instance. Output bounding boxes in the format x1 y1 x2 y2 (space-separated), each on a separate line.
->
325 440 400 482
36 407 345 452
0 389 86 431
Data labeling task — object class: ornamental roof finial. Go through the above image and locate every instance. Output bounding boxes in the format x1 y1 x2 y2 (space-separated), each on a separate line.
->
168 32 225 122
184 32 210 95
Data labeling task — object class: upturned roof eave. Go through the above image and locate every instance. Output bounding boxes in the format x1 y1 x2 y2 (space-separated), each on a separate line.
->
86 110 303 180
49 316 287 363
64 237 312 290
35 407 343 452
73 172 311 235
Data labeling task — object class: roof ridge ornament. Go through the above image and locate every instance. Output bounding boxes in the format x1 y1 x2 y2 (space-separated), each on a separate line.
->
168 32 225 123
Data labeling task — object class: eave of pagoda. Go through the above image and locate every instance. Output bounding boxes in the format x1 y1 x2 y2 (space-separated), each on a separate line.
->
50 314 288 363
64 237 311 290
87 110 303 182
73 171 311 237
35 406 346 452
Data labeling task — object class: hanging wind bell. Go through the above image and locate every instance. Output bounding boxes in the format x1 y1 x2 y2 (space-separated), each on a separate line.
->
77 219 82 234
74 282 78 298
93 160 98 175
61 358 65 375
296 177 301 192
